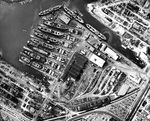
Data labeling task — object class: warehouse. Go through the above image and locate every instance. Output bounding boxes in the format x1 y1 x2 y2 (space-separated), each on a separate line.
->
104 47 119 60
88 53 105 68
62 53 88 81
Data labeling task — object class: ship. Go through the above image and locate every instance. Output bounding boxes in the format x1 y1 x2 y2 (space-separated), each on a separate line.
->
19 55 44 75
19 55 31 64
51 29 64 36
25 44 49 56
22 46 36 58
27 40 38 47
38 24 52 33
63 5 74 17
33 29 48 40
63 5 84 23
47 37 59 44
31 61 43 70
30 37 55 50
39 5 62 16
43 20 68 30
86 24 99 34
43 43 55 50
38 24 64 36
86 24 106 40
22 46 47 63
97 33 107 40
30 35 51 45
72 14 84 23
30 37 44 45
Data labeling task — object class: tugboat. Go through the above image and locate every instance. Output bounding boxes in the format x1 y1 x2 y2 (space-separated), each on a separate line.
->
39 5 62 16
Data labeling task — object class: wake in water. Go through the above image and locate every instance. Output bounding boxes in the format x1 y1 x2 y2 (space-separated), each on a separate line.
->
62 0 71 7
0 49 3 58
101 28 113 43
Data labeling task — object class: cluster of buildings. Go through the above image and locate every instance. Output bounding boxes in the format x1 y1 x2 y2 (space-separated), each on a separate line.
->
87 0 150 70
0 59 47 121
132 89 150 121
85 0 150 120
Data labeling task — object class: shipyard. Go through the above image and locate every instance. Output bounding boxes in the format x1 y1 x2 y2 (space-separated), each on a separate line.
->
1 0 150 121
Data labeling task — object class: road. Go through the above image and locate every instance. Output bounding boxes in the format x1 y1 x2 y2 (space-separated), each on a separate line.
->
126 82 150 121
67 109 121 121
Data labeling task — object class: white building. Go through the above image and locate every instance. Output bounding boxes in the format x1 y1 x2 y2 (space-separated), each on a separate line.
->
118 83 130 96
104 47 119 60
88 53 105 67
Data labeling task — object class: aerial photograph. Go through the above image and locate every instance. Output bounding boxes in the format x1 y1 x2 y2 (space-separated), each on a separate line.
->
1 0 150 121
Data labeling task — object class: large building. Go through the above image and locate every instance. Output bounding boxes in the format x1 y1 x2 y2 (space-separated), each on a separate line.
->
88 53 105 68
104 47 119 60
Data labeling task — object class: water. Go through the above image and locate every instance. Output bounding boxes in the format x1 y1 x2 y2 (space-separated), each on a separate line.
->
0 0 143 79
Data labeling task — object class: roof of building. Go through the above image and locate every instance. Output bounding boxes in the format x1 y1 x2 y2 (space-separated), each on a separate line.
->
89 53 105 67
118 83 130 96
58 14 71 24
104 47 118 60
